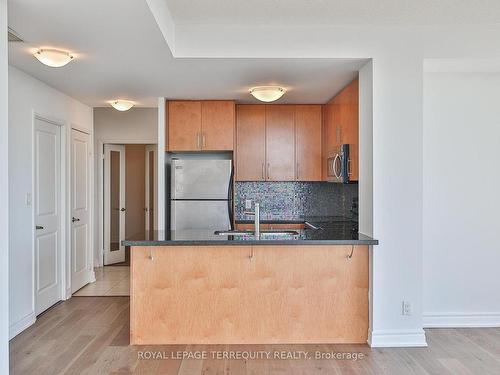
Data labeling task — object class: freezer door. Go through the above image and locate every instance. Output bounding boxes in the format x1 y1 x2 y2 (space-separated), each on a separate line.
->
171 159 232 199
171 200 231 230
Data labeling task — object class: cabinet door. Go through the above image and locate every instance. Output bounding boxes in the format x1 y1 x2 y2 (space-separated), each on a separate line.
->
322 102 336 180
167 101 201 151
201 101 235 151
333 79 358 181
236 105 266 181
266 105 295 181
295 105 322 181
339 79 359 181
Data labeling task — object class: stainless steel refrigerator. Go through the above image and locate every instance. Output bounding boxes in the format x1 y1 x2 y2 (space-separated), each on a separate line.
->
170 159 233 231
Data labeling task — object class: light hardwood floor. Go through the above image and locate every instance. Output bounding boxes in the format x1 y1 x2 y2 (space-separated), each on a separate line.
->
9 296 500 375
73 266 130 296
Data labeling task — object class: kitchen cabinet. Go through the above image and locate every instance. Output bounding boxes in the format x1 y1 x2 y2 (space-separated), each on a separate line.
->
167 100 235 151
236 105 266 181
266 105 295 181
236 104 322 181
236 223 270 230
201 101 235 151
167 101 201 151
295 105 322 181
322 79 359 181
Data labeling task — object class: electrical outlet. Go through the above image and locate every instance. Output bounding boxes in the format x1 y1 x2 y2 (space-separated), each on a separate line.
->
402 301 412 316
245 199 252 210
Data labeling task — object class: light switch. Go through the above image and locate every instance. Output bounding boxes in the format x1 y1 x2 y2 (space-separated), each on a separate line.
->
25 192 32 206
245 199 252 210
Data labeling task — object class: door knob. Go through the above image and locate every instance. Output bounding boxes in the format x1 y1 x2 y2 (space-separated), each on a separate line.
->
120 208 126 212
72 217 80 222
36 225 44 230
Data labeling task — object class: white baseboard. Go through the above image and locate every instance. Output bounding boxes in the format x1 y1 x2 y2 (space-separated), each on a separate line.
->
89 269 96 283
9 312 36 340
368 329 427 347
423 312 500 328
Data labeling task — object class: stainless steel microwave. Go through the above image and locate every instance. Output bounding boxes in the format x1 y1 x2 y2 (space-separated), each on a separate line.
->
326 144 350 183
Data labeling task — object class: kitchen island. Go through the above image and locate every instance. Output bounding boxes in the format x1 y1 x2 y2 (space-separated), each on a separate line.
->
124 222 377 345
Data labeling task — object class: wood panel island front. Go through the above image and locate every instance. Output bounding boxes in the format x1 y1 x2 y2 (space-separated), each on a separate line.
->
123 223 377 345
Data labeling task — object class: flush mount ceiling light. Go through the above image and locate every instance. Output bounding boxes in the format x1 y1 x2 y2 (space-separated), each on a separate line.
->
110 100 135 111
33 48 74 67
249 86 286 102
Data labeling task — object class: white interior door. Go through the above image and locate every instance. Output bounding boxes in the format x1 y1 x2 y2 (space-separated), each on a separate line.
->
34 118 62 315
71 129 92 292
104 144 125 265
145 145 156 234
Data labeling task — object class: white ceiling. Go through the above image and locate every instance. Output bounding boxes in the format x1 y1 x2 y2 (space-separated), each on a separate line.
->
165 0 500 26
10 1 499 108
7 0 366 107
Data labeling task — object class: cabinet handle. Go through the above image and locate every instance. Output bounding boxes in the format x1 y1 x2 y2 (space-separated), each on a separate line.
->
347 158 352 176
202 133 206 148
196 132 201 149
267 163 270 180
296 162 300 180
261 163 265 180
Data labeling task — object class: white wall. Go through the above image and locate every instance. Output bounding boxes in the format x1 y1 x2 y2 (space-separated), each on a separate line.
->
93 108 158 142
93 107 157 266
8 66 93 338
359 61 373 237
423 71 500 327
0 0 10 370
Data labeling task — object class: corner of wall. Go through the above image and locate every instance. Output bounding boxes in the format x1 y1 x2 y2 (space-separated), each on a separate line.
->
368 329 427 348
9 312 36 341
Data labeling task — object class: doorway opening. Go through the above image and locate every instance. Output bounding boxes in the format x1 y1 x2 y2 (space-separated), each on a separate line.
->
74 143 156 297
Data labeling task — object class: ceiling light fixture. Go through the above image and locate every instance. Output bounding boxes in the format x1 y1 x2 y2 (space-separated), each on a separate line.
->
110 100 135 111
249 86 286 102
33 48 74 67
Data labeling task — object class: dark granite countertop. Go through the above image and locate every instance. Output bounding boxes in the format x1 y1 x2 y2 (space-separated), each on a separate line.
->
123 217 378 247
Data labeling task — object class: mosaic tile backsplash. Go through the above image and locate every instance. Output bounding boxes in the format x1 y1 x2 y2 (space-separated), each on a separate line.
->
235 182 358 221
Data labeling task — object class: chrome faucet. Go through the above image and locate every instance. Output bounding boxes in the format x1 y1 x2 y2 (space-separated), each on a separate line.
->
244 202 260 238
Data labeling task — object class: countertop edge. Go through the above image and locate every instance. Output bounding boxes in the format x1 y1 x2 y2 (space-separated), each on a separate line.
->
123 239 379 247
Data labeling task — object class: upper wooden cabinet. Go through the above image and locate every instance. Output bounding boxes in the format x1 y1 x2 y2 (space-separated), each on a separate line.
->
167 101 201 151
295 105 322 181
201 101 235 151
266 105 296 181
236 105 266 181
167 100 235 151
236 104 322 182
322 78 359 181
